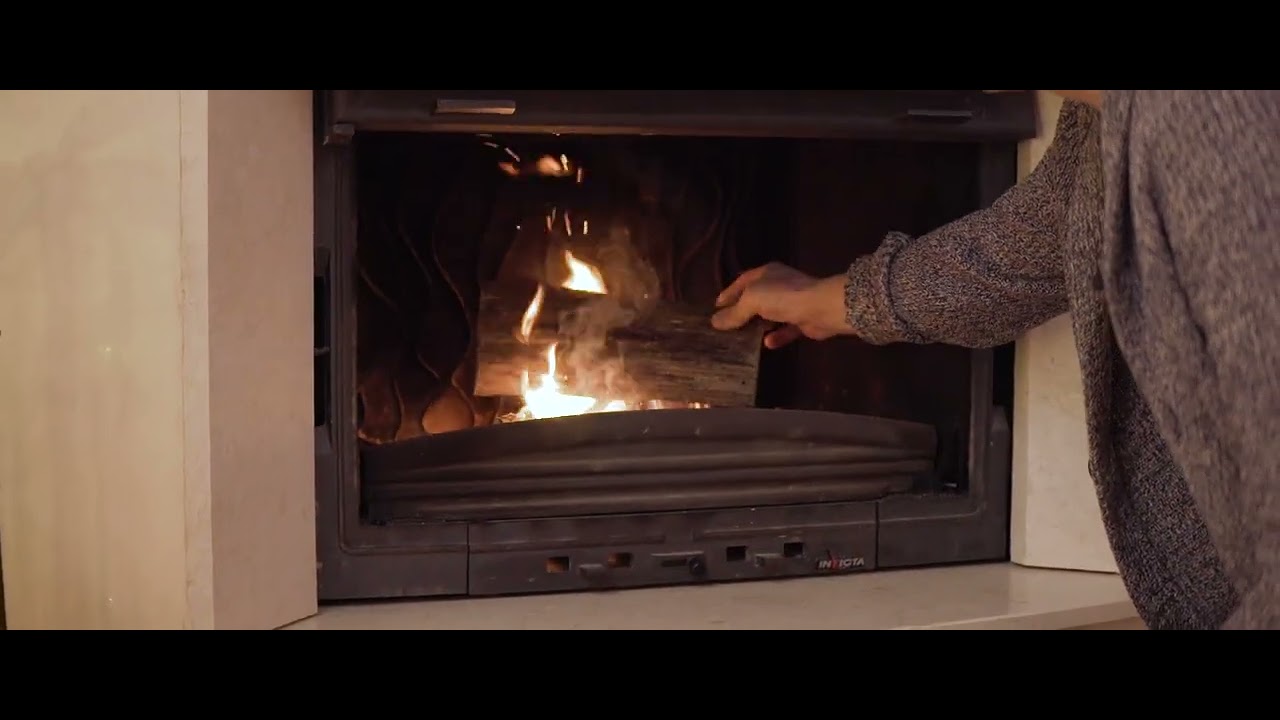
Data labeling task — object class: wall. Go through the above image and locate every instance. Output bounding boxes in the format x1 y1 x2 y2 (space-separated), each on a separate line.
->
0 90 317 629
1009 92 1117 573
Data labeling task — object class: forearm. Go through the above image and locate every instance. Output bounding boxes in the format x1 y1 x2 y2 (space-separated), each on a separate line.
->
845 225 1066 349
845 101 1098 348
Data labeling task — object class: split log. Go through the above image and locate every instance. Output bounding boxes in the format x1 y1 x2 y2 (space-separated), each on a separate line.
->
474 279 764 408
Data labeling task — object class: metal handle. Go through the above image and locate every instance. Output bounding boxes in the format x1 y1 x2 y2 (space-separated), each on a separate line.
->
901 109 974 124
651 551 707 577
753 552 807 568
433 98 517 116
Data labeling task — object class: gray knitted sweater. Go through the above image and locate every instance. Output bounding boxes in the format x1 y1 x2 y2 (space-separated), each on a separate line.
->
846 91 1280 630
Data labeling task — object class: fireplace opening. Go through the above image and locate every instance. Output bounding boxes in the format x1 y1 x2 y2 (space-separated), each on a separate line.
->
352 130 976 518
313 90 1033 600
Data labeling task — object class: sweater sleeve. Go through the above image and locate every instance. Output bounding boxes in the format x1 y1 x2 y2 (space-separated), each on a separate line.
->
845 101 1099 349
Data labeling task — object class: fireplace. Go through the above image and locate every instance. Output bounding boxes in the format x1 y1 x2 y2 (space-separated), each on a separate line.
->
313 90 1038 600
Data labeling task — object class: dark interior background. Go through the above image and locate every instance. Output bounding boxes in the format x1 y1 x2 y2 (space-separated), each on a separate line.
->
351 131 986 465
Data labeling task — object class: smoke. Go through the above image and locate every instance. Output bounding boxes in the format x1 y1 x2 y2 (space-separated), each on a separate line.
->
487 137 665 406
553 222 660 403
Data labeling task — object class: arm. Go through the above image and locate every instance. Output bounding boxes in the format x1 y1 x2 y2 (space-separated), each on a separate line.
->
846 101 1098 348
1105 90 1280 630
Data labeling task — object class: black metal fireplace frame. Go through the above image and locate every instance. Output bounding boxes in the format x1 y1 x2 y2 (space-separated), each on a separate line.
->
312 89 1038 601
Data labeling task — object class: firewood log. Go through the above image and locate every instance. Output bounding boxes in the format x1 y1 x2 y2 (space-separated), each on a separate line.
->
474 279 764 408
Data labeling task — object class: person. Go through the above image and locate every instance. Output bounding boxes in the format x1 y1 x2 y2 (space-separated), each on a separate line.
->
712 90 1280 630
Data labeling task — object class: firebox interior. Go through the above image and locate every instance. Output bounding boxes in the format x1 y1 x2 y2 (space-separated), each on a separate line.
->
352 131 985 509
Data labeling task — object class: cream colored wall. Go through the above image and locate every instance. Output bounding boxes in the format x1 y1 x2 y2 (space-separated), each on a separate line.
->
0 90 317 629
1 91 193 629
1009 92 1118 573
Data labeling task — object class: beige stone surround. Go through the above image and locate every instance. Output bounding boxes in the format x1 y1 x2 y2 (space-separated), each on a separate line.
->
0 90 1114 629
1 91 316 629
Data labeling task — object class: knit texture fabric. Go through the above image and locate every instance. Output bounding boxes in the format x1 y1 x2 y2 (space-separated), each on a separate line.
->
845 92 1280 629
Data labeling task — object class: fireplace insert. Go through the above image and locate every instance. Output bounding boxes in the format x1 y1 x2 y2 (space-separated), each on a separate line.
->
313 90 1038 600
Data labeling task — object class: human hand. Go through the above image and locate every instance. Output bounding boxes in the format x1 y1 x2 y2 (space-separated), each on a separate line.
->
710 262 855 349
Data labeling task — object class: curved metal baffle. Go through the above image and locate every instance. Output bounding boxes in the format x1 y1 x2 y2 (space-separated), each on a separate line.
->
360 407 937 521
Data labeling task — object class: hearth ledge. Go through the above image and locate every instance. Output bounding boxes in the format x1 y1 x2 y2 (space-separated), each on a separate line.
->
282 562 1139 630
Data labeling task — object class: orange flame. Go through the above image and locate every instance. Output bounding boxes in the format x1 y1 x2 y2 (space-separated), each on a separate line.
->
518 284 545 344
562 249 607 294
519 343 599 420
514 248 624 420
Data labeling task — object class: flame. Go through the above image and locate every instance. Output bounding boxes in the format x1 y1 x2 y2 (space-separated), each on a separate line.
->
518 284 545 344
490 153 712 423
562 249 607 294
520 343 599 419
514 250 623 420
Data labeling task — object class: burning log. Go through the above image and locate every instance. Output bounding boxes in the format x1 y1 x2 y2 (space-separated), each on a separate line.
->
474 278 765 409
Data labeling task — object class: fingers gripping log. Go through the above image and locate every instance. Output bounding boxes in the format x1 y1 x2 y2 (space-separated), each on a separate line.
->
474 279 765 408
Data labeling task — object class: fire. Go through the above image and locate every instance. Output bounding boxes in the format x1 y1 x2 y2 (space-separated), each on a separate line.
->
562 249 607 294
491 149 710 425
520 343 603 420
514 248 626 420
518 284 544 344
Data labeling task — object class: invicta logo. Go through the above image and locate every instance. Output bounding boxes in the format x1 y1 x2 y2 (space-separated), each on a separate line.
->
816 553 866 571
